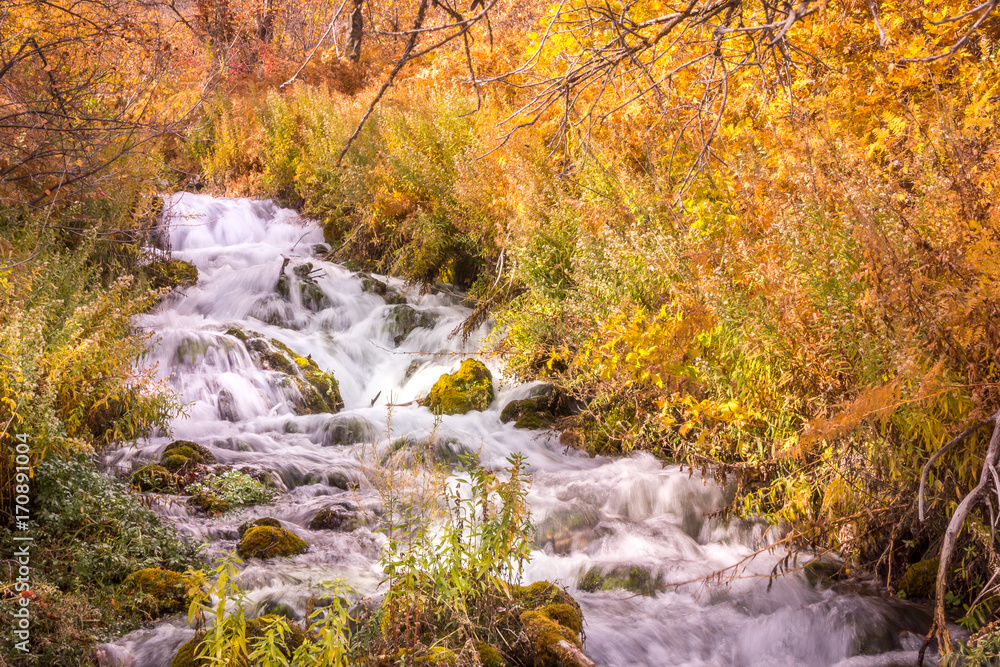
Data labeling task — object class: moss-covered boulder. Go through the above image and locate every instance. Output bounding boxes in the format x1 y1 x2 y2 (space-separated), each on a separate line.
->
425 360 494 415
120 568 190 615
307 505 360 532
238 525 308 560
500 384 570 430
171 635 204 667
360 273 407 305
162 441 217 466
520 606 586 667
187 493 231 515
322 415 376 446
131 464 176 492
897 558 940 599
142 258 199 291
387 304 438 344
579 564 664 597
240 333 343 414
238 517 283 538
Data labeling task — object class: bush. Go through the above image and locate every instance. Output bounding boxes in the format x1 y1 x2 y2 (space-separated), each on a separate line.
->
186 469 276 508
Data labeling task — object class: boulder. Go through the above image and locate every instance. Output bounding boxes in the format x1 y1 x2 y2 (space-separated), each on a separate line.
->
120 568 190 615
238 517 282 538
425 360 494 415
579 564 664 596
387 304 438 344
131 464 175 492
238 526 308 559
307 505 361 532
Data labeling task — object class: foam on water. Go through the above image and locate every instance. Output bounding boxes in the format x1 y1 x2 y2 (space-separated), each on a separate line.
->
99 193 938 667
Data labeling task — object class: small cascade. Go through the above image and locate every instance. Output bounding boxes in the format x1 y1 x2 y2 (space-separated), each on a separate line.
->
100 193 937 666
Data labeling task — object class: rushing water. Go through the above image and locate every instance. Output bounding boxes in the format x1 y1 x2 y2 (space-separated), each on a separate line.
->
99 193 939 667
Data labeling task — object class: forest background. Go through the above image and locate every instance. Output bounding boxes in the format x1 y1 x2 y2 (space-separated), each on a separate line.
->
1 0 998 661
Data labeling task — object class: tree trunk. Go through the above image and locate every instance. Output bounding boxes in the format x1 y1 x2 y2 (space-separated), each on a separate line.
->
347 0 364 62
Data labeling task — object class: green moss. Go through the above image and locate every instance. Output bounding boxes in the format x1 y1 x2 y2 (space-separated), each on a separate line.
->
238 517 282 538
897 558 940 599
131 464 175 492
302 368 343 413
163 440 217 464
238 526 308 559
162 454 191 471
520 609 582 667
514 581 580 612
425 359 494 415
141 258 199 291
120 568 190 615
579 565 663 596
187 493 231 515
225 326 248 342
387 304 438 344
513 410 555 430
475 642 504 667
171 635 204 667
322 415 375 446
360 273 407 304
539 603 582 635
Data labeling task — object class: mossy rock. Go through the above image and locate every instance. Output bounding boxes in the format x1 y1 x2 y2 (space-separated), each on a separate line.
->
246 337 296 375
162 454 191 472
225 326 249 342
501 385 569 430
121 568 190 615
131 464 176 492
171 635 205 667
307 505 359 532
187 493 231 515
475 642 504 667
513 581 581 614
238 525 308 559
162 440 217 465
387 304 438 344
897 558 940 599
322 415 376 446
513 410 556 430
579 564 663 596
242 334 343 413
425 360 494 415
360 273 407 305
520 608 583 667
238 517 282 538
395 647 457 665
142 258 199 291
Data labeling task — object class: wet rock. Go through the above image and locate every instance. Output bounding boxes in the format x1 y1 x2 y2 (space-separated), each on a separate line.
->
131 464 175 492
161 440 217 465
382 435 473 468
240 332 343 414
141 258 199 291
322 415 376 446
187 493 230 515
534 505 605 555
308 504 361 531
217 389 239 422
238 525 308 559
425 360 494 415
387 304 438 344
238 517 282 538
404 358 432 381
120 568 191 615
249 294 298 329
500 384 569 430
360 273 407 305
579 564 664 596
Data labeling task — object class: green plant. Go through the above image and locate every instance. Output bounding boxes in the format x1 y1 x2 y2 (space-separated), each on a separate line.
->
186 470 276 508
378 452 534 655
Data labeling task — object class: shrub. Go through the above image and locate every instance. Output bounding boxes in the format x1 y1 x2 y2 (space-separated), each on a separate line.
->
186 469 276 508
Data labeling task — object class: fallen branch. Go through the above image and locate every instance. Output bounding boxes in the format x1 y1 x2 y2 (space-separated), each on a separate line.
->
919 409 1000 657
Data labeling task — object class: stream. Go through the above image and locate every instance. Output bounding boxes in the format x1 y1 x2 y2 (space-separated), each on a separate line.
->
99 193 938 667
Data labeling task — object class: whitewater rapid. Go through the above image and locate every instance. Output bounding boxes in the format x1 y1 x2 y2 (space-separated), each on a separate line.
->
100 193 937 667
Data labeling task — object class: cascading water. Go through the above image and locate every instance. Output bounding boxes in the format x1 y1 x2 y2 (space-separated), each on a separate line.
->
99 193 939 667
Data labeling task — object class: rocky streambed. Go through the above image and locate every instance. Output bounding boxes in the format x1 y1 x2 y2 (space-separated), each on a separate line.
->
100 193 939 667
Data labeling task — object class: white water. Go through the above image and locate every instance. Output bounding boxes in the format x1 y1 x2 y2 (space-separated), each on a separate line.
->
99 193 937 667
